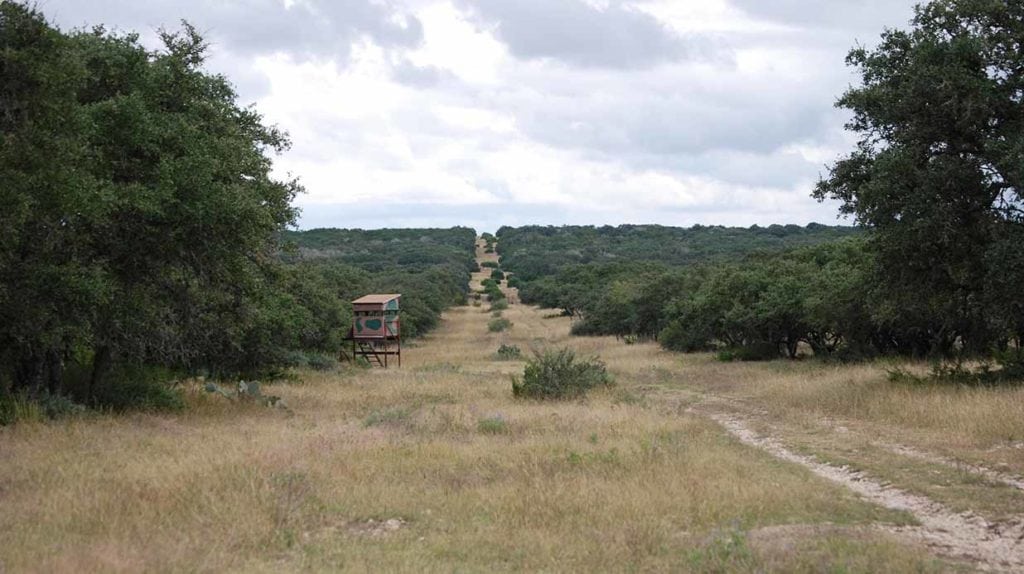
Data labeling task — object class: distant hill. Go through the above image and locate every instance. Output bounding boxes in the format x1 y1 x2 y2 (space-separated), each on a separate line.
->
284 227 477 274
496 223 862 280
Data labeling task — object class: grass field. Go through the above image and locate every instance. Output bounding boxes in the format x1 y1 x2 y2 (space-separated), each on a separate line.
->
1 240 1021 572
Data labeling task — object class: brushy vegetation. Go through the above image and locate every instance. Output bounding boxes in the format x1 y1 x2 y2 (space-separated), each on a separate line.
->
490 299 509 312
488 318 513 333
495 344 522 360
0 4 476 421
511 348 613 399
499 1 1024 378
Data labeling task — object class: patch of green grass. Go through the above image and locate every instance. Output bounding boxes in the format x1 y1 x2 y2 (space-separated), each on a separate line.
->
363 407 415 427
477 415 509 434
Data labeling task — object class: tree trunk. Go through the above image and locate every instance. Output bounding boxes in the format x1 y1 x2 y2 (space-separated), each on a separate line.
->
89 345 111 401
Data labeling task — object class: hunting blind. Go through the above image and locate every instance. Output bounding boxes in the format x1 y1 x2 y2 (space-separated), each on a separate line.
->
342 294 401 367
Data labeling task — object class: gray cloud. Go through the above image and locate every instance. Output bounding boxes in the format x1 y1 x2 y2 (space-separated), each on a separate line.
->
43 0 422 64
41 0 423 101
727 0 916 33
458 0 708 68
35 0 918 230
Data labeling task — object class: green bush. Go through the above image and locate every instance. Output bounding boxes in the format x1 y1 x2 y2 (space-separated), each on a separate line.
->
92 369 186 413
495 344 522 360
305 353 340 371
512 348 613 399
488 318 513 332
481 261 499 269
0 391 85 425
490 269 505 281
716 342 779 362
490 299 509 311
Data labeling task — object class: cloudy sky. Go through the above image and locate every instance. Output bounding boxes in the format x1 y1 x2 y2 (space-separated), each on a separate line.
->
41 0 918 231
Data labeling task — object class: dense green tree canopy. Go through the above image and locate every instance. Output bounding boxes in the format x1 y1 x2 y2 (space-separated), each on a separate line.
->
0 3 302 395
815 0 1024 353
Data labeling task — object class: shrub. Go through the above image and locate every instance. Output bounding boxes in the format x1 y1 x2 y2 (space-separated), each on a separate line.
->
491 310 503 318
716 342 779 362
304 353 340 371
481 261 499 269
495 344 522 360
512 348 613 399
91 365 185 412
488 318 513 332
483 283 506 302
282 350 339 371
490 299 509 311
0 391 85 425
490 269 505 281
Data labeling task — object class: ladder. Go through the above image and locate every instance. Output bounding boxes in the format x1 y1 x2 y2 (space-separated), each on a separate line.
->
357 341 386 367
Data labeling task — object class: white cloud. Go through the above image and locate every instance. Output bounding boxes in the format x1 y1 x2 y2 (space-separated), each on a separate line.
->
40 0 919 231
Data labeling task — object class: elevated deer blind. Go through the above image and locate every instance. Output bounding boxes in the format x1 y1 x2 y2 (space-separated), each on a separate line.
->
342 294 401 367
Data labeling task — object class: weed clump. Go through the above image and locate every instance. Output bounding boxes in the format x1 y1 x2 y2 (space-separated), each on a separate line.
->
477 414 509 434
495 344 522 360
512 348 613 399
490 299 509 311
488 318 513 333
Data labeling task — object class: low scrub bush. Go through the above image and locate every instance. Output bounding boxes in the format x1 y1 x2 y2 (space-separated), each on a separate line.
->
495 344 522 360
490 269 505 281
283 350 339 371
512 348 613 399
87 365 185 413
0 391 85 425
888 354 1024 387
490 299 509 311
716 342 779 362
481 261 499 269
488 318 513 332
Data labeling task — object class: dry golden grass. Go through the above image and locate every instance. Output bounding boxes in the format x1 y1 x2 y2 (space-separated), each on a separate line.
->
0 240 988 572
652 354 1024 474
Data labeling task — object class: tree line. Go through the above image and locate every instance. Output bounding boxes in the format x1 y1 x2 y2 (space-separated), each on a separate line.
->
0 4 474 415
503 0 1024 373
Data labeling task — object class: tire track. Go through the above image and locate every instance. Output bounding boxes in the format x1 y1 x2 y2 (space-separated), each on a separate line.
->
701 408 1024 572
